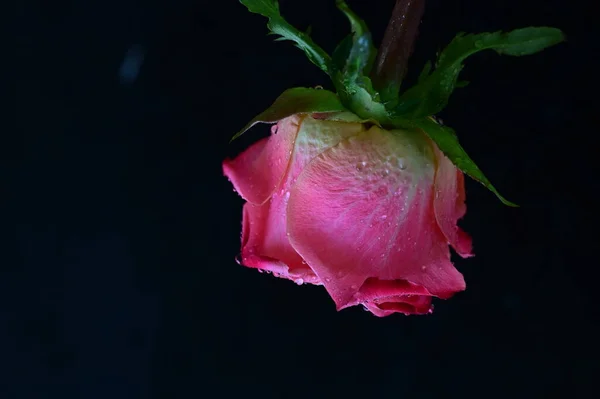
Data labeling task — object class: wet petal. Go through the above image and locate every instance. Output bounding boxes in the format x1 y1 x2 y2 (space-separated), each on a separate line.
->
432 146 473 257
240 196 320 285
287 126 465 311
223 116 302 205
354 278 433 316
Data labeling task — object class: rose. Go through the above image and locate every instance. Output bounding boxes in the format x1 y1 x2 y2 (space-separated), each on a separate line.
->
223 112 473 316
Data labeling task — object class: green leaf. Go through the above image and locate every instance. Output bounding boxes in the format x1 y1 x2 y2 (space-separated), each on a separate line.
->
230 87 347 142
331 1 386 123
240 0 332 75
395 117 518 207
332 34 353 72
335 78 390 123
393 27 565 118
334 0 377 78
417 61 432 84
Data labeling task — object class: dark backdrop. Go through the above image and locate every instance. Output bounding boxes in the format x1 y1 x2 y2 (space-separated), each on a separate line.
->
7 0 598 398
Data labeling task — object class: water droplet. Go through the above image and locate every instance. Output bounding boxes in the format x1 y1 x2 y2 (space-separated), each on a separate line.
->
421 265 427 271
294 278 304 285
301 260 307 265
350 284 358 290
325 277 332 283
336 271 344 278
285 191 290 200
235 255 242 265
398 159 407 170
356 161 367 171
362 305 370 312
381 215 387 220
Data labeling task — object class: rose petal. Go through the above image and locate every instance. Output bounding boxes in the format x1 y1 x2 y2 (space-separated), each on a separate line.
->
285 116 366 187
223 116 302 205
241 198 321 285
363 295 433 317
432 146 473 257
354 278 433 316
234 116 365 285
287 126 466 311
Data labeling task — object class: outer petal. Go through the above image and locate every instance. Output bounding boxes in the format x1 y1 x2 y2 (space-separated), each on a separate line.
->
287 126 466 313
237 116 366 285
358 278 434 317
285 116 366 185
223 116 302 205
432 146 473 257
241 198 320 284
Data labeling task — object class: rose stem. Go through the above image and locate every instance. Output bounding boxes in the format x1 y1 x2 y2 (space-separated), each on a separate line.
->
371 0 426 98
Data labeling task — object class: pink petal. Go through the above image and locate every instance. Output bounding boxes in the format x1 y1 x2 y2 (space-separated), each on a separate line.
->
356 278 433 317
287 126 466 313
237 116 365 284
241 198 321 285
285 116 366 186
363 296 433 317
432 146 473 258
223 116 302 205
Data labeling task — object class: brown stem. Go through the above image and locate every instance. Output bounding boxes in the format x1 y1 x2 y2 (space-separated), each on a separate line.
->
372 0 426 98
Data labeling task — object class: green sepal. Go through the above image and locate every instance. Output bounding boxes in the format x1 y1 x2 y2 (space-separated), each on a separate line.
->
332 35 354 72
230 87 347 142
334 0 377 79
332 1 386 122
392 27 565 118
239 0 332 76
393 116 518 207
334 78 390 123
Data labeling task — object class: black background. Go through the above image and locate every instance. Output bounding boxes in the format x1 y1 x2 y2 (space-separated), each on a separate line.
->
7 0 598 397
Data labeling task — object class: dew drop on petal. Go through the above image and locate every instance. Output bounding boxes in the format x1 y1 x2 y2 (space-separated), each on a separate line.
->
294 278 304 285
398 158 407 170
356 161 367 171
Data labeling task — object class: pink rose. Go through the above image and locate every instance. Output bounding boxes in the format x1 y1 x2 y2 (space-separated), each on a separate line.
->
223 113 473 317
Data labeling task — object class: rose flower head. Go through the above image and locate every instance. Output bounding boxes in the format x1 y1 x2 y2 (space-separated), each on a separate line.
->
224 0 564 316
